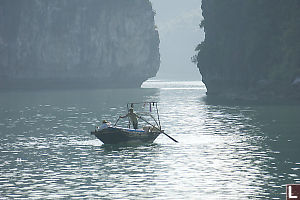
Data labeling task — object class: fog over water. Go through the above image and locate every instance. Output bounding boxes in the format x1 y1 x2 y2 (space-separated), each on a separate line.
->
150 0 204 81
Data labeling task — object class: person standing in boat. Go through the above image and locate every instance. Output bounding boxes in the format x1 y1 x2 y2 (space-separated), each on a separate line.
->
120 108 139 129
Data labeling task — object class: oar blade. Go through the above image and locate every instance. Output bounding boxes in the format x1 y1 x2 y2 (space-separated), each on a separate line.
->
161 131 178 143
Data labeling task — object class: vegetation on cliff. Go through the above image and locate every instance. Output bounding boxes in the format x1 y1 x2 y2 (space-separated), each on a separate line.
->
196 0 300 100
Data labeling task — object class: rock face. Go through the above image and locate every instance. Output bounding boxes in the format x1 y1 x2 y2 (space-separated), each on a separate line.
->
197 0 300 100
0 0 160 89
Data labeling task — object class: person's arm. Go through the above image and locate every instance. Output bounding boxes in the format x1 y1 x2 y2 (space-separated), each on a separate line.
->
134 113 140 119
119 113 128 118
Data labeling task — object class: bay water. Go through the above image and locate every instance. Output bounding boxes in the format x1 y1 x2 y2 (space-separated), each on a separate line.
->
0 80 299 199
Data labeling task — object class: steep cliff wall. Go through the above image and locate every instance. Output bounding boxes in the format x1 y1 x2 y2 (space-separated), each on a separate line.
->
0 0 160 89
197 0 300 100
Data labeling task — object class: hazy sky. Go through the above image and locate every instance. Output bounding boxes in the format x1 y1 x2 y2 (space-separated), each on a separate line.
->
150 0 204 80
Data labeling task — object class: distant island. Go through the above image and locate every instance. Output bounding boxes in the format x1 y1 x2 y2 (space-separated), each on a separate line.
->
0 0 160 89
196 0 300 101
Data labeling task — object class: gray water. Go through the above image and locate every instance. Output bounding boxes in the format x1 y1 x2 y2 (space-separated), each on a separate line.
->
0 81 299 199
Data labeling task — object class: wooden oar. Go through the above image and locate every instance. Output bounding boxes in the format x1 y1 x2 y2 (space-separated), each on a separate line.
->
114 117 120 126
138 116 178 143
160 130 178 143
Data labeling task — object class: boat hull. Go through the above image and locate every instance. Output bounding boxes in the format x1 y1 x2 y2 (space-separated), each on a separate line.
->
91 127 161 144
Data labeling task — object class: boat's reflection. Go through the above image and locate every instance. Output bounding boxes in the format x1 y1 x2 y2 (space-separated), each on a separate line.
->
99 142 160 152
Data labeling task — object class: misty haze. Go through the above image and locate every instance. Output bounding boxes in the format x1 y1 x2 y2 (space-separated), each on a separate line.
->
0 0 299 199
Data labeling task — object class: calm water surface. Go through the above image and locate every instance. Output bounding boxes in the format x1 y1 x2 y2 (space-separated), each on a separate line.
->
0 81 299 199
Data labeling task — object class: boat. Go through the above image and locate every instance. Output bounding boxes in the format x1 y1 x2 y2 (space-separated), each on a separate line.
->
91 102 178 144
91 102 165 144
91 126 161 144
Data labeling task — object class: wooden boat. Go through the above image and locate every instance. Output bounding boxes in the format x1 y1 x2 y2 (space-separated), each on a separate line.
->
91 102 177 144
91 126 161 144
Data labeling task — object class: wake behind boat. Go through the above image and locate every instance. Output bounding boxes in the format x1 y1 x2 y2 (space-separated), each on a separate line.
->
91 102 177 144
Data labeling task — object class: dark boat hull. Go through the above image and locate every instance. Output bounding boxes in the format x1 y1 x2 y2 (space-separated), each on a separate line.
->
91 127 161 144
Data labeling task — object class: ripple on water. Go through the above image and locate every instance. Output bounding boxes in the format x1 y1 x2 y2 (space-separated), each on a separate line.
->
0 82 299 199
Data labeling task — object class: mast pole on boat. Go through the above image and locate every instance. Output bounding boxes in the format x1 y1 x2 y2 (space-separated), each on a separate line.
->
155 102 161 130
127 103 130 128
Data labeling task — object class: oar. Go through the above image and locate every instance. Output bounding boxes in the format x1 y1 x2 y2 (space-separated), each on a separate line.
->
138 116 178 143
160 130 178 143
114 117 120 126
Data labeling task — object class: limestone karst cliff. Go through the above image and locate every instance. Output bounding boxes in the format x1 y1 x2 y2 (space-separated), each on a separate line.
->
0 0 160 89
196 0 300 100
